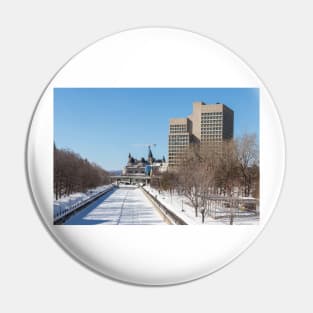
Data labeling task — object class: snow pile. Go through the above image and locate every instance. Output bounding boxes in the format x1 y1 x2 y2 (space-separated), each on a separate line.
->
144 186 259 225
53 185 113 221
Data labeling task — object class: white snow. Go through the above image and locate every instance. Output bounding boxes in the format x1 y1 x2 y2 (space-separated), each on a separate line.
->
54 185 259 225
144 186 259 225
64 187 166 225
53 185 113 221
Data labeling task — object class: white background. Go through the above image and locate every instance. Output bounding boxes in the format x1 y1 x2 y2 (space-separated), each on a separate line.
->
0 1 312 312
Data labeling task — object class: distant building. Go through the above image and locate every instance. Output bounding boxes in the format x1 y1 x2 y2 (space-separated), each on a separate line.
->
122 153 147 176
168 102 234 167
122 147 168 176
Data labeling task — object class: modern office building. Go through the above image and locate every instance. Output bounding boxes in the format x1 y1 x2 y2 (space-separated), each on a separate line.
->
168 118 191 167
168 102 234 167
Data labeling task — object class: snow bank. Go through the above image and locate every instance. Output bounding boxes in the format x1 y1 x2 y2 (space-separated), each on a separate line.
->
53 185 113 222
144 186 259 225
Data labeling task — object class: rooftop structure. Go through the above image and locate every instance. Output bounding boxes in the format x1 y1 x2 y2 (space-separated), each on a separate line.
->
122 147 167 176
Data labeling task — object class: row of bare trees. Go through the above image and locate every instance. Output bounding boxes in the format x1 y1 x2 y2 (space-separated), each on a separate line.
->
54 144 110 199
151 134 259 219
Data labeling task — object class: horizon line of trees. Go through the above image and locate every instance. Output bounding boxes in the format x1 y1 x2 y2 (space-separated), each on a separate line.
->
151 133 259 219
54 144 110 200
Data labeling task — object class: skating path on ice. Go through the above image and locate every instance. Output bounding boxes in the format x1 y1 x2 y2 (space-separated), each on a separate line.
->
64 187 166 225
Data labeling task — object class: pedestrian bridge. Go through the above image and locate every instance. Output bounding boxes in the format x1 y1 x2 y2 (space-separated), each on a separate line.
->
110 175 151 185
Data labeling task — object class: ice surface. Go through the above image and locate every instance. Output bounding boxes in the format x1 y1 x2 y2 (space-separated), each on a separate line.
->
64 187 166 225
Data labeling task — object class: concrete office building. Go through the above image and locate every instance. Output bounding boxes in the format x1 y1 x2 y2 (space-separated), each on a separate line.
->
168 102 234 167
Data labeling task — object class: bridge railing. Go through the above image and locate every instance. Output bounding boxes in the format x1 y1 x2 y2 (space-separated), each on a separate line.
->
53 185 115 224
205 196 259 219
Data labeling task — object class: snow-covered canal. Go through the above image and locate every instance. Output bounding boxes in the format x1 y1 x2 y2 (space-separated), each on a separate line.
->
64 187 166 225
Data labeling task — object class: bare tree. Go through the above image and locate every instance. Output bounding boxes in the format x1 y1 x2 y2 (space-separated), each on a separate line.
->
236 134 259 197
175 145 203 217
54 144 110 199
214 140 239 197
161 133 259 223
159 171 178 195
198 144 217 222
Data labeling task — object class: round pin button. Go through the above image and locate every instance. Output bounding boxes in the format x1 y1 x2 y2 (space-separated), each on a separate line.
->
26 28 285 285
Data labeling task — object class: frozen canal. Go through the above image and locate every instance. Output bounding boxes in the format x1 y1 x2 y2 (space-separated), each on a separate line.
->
64 187 166 225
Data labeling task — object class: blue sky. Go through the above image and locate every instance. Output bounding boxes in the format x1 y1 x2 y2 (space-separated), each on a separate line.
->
54 88 259 170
